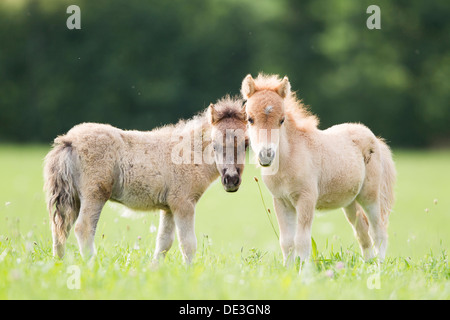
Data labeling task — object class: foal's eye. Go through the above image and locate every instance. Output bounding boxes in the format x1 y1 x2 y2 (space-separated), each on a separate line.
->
248 117 254 125
279 117 285 126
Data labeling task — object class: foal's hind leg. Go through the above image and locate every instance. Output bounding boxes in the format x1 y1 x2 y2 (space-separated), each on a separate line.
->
343 201 374 260
153 209 175 262
360 201 388 261
74 198 105 259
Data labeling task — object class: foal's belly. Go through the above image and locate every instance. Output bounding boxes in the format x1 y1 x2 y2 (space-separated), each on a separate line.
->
111 163 171 212
316 182 362 210
316 165 365 210
111 185 170 212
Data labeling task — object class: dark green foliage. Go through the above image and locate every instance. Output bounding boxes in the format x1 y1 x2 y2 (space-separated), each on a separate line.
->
0 0 448 146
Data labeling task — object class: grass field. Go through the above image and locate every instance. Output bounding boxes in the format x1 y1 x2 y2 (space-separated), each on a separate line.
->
0 145 448 299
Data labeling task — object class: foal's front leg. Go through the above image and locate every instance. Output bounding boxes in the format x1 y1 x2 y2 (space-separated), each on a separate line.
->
153 209 175 262
273 198 296 267
172 202 197 264
294 191 316 269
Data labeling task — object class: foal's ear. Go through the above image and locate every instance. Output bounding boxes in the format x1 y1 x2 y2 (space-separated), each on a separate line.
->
276 76 291 98
208 103 219 124
241 74 256 99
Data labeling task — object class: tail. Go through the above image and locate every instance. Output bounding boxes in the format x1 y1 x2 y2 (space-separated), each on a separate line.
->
43 137 79 244
377 139 396 225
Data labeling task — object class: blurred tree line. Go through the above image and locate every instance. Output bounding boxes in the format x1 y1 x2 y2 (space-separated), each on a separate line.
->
0 0 448 147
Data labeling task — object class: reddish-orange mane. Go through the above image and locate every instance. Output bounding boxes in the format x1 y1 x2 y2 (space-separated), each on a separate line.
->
251 73 319 132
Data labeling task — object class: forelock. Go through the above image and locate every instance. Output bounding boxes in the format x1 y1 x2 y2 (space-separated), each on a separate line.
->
213 95 246 123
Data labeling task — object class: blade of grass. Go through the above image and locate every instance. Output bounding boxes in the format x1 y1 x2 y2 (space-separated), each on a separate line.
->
254 177 279 240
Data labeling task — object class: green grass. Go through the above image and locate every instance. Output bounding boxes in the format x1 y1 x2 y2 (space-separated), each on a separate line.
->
0 145 449 299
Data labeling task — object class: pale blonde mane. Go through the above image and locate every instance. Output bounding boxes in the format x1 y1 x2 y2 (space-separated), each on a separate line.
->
253 73 319 132
153 109 208 136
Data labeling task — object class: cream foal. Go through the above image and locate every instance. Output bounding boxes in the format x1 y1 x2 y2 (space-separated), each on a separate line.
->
242 74 396 268
44 96 247 263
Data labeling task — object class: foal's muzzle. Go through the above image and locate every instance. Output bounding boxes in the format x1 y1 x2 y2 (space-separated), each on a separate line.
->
222 173 241 192
258 148 275 167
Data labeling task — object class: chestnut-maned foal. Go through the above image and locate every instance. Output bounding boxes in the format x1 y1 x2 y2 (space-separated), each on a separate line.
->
242 74 396 268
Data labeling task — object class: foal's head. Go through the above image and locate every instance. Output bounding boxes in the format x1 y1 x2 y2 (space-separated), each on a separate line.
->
241 74 290 167
208 96 248 192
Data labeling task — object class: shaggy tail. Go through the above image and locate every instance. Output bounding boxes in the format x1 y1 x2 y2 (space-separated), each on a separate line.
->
377 139 396 225
43 137 79 245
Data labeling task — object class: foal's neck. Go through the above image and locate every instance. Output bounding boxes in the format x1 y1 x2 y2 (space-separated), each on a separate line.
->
171 115 220 182
196 122 221 182
279 112 294 155
276 111 309 167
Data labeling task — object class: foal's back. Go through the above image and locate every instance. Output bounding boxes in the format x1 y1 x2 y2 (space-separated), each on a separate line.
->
59 122 215 211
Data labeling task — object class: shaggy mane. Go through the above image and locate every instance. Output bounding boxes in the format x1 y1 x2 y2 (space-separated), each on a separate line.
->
253 73 319 132
210 94 245 123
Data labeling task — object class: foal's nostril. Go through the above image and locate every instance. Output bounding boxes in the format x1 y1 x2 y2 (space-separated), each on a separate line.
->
260 148 275 159
258 148 275 167
223 173 240 186
230 175 240 186
259 148 274 159
260 149 274 158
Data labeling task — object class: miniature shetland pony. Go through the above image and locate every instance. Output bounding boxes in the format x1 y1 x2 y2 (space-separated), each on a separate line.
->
241 74 396 267
44 96 247 263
